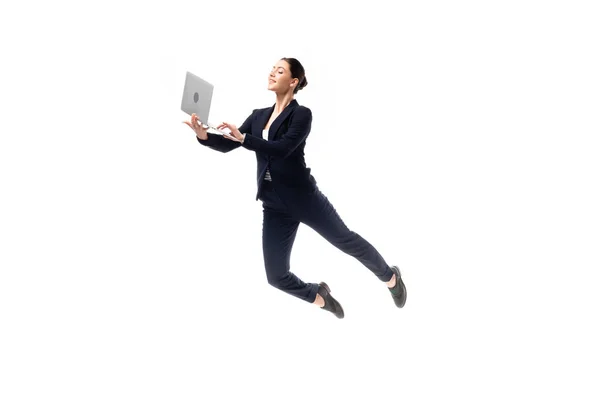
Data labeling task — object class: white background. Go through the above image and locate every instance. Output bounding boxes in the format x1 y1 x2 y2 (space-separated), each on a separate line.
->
1 0 599 399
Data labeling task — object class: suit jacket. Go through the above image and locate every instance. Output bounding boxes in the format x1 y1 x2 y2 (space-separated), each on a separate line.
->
197 99 318 200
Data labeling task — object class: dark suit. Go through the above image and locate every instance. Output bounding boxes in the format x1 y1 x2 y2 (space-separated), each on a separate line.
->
197 100 393 303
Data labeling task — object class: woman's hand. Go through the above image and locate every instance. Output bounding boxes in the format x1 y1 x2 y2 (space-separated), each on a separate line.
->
183 113 209 140
218 122 245 142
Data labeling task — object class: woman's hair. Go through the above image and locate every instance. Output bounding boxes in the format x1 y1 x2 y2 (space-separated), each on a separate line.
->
281 57 308 94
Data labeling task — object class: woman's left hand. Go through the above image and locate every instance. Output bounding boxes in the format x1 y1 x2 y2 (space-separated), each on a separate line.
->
218 122 244 142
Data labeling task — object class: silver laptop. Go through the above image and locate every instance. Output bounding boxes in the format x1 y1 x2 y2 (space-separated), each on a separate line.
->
181 71 228 134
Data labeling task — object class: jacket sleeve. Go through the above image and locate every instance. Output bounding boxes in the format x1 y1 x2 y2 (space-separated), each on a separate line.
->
196 110 256 153
241 107 312 158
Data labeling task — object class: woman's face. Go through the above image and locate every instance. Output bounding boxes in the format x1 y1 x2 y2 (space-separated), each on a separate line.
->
267 60 297 93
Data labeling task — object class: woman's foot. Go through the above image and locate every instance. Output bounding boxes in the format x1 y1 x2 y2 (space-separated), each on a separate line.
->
314 293 325 307
387 266 407 308
315 282 344 319
386 273 397 288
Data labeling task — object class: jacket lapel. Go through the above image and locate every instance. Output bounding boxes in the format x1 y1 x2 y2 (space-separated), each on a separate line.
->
268 100 298 141
255 106 274 138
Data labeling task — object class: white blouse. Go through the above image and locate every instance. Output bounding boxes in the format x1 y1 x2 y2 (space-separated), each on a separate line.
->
263 129 272 181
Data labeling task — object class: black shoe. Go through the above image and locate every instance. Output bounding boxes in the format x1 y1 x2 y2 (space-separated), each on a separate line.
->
388 266 407 308
317 282 344 319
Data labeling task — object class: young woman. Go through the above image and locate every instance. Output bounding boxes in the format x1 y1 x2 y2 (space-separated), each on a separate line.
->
183 57 406 318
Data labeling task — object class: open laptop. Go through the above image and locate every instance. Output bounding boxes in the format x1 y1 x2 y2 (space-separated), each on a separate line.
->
180 71 228 134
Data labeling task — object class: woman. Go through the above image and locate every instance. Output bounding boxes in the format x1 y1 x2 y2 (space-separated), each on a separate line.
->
183 57 406 318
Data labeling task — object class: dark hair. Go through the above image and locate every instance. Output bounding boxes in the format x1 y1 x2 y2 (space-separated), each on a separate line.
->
281 57 308 94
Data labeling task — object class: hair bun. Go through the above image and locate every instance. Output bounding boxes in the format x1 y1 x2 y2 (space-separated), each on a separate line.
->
298 76 308 91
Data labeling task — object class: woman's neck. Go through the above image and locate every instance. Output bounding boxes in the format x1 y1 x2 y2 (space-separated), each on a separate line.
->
274 92 294 114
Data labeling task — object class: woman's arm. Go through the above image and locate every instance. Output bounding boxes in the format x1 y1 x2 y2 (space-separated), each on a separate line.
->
241 107 312 158
220 107 312 158
196 110 256 153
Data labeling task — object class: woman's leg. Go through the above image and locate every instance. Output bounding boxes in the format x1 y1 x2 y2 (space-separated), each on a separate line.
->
261 190 319 303
295 190 394 283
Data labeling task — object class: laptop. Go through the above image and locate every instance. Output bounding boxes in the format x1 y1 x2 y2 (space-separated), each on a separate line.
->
180 71 228 134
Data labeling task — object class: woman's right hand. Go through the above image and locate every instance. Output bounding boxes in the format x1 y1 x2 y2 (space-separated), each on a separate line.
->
183 113 209 140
